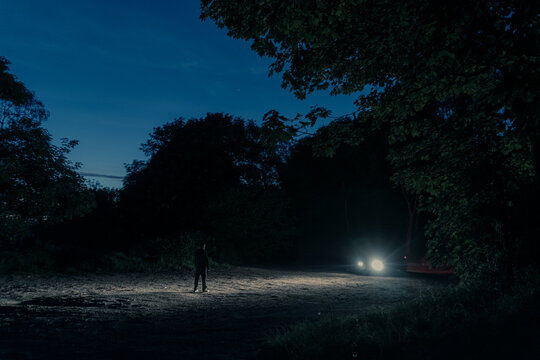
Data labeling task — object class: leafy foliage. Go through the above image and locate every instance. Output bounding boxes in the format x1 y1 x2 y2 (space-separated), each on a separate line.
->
259 277 540 359
0 58 94 245
0 57 35 106
278 121 407 263
121 113 291 263
202 0 540 279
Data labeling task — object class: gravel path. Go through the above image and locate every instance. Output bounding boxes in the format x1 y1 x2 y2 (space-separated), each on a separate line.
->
0 267 450 359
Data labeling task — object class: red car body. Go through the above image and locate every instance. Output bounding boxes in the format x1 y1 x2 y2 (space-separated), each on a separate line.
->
405 256 454 275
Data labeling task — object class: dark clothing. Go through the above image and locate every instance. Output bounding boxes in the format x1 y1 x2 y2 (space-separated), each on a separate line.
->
193 248 209 291
194 268 207 292
194 248 209 270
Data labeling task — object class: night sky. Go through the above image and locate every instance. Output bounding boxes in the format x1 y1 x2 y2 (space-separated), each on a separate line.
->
0 0 356 188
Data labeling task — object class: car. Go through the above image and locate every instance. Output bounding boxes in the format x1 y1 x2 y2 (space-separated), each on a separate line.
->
355 257 407 275
352 245 407 276
350 239 454 276
405 256 453 275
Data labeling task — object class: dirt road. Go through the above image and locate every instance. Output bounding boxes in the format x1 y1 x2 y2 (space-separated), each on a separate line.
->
0 267 450 359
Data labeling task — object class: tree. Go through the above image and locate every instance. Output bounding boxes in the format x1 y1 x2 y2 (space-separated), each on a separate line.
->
277 118 409 263
201 1 540 280
0 57 94 245
120 113 291 262
0 57 34 106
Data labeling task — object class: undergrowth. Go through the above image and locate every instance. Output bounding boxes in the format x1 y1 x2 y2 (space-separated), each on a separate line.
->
259 272 540 360
0 232 225 274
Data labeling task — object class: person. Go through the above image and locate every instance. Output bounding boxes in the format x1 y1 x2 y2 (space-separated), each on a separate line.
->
193 243 209 293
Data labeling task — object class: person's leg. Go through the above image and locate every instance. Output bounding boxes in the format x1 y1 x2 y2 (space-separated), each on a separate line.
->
201 269 207 291
194 269 200 291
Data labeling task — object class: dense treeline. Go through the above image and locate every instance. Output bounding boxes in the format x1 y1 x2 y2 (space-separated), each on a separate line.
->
1 57 94 271
1 56 412 271
118 113 293 265
280 121 408 264
34 113 410 270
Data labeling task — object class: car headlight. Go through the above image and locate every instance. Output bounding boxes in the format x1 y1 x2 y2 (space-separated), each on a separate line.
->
370 259 384 271
357 261 364 268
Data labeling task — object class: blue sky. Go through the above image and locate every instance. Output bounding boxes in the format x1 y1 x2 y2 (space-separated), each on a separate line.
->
0 0 356 188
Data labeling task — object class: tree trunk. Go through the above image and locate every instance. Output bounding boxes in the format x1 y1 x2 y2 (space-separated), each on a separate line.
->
403 190 417 259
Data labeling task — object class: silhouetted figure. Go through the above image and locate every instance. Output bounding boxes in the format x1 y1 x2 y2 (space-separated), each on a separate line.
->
193 243 209 293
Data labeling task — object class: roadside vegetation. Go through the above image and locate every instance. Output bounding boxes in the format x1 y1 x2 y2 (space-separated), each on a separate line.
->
1 58 406 274
259 272 540 359
0 231 224 274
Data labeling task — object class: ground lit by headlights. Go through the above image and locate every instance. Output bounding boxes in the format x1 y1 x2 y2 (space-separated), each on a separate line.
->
0 267 450 359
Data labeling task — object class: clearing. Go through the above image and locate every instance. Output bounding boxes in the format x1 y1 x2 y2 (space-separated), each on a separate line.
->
0 266 449 359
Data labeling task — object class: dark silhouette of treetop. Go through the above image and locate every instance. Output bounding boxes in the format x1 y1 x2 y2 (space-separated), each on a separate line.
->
120 113 289 261
0 57 93 244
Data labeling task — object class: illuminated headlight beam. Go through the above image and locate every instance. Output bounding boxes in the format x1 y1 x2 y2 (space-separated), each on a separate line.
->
370 259 384 272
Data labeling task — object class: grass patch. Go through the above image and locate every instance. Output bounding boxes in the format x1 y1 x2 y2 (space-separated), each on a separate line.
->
95 232 223 273
0 231 227 274
0 246 57 273
259 274 540 359
96 251 225 273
